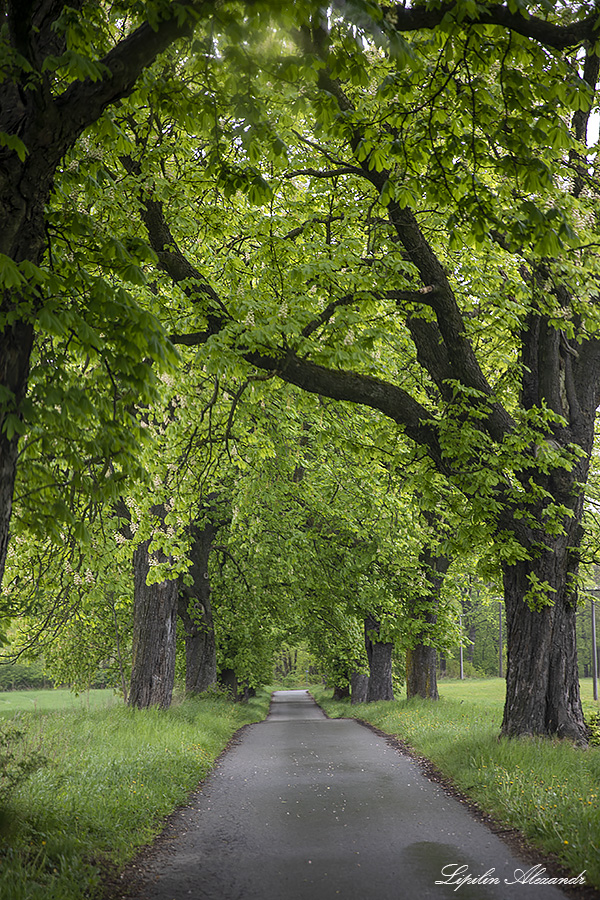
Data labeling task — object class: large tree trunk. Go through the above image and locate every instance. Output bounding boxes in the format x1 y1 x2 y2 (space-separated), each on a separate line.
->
0 0 202 595
406 644 438 700
405 548 450 700
218 667 242 699
178 522 217 695
496 306 597 743
129 540 178 709
0 321 34 587
364 616 394 701
332 683 350 700
501 547 587 743
0 61 53 587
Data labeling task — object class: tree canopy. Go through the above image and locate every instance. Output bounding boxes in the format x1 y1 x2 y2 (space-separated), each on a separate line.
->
2 0 600 742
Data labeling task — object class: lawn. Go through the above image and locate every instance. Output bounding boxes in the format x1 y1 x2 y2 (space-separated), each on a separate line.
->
0 688 119 716
313 677 600 890
0 687 272 900
435 675 599 712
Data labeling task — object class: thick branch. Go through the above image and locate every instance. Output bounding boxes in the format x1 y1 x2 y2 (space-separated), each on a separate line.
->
170 330 211 346
284 167 361 179
379 2 597 50
245 350 448 471
121 155 227 334
52 1 213 157
313 63 516 441
572 48 600 198
302 294 363 338
283 214 344 241
301 288 431 339
132 181 448 471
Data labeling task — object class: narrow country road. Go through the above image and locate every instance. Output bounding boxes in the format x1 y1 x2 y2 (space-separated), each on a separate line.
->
125 691 581 900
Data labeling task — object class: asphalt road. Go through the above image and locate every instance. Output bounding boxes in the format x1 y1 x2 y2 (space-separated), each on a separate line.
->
130 690 582 900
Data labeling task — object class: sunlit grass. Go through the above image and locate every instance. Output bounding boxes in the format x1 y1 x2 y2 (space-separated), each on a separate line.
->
0 689 271 899
0 688 118 716
313 679 600 890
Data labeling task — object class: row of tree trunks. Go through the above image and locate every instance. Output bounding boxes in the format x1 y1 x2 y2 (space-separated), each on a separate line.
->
364 616 394 701
352 545 449 705
405 549 451 701
275 648 299 679
330 619 394 704
129 517 219 709
178 522 218 695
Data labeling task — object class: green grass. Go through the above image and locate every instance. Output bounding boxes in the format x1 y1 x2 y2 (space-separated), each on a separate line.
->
0 688 119 716
312 678 600 890
0 688 271 900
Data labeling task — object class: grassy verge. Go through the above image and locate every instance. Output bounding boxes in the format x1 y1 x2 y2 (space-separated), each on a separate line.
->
312 679 600 890
0 688 271 900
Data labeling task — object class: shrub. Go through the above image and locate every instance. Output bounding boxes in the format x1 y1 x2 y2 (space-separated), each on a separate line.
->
0 662 53 691
439 659 484 679
586 711 600 746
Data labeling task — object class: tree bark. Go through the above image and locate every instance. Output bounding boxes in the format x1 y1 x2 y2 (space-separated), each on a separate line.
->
497 499 590 744
129 540 178 709
364 616 394 701
405 548 450 700
0 319 34 587
501 550 587 744
178 522 217 695
350 671 369 704
381 3 597 52
218 667 240 698
406 644 438 701
495 296 598 743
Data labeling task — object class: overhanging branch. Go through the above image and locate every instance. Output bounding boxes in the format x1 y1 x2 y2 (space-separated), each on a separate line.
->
301 287 436 339
310 60 516 441
378 2 597 50
128 172 449 471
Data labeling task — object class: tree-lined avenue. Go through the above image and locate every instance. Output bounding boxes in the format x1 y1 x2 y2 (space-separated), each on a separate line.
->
125 692 575 900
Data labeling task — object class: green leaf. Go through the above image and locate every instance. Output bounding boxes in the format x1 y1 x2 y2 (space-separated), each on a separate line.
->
3 414 25 442
0 132 28 162
38 307 67 336
121 263 147 285
73 521 90 544
0 255 25 289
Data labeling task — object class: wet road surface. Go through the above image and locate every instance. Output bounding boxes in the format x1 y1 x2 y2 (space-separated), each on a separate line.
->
131 690 579 900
